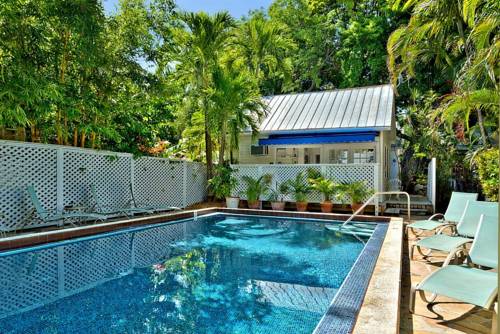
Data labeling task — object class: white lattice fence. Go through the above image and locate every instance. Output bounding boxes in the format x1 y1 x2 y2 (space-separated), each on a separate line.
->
133 158 185 208
0 142 58 230
0 141 207 232
231 164 379 203
64 150 132 209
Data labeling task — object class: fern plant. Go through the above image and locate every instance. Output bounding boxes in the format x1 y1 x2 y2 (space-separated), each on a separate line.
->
241 174 272 202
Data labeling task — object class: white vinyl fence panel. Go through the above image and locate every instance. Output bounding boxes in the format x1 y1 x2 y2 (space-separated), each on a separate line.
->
231 163 380 204
0 140 207 232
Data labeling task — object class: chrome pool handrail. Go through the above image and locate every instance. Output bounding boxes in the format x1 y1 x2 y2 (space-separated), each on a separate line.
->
341 191 411 228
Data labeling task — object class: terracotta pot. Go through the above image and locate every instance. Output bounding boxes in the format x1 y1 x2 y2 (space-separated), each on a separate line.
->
271 201 286 211
320 201 333 213
351 203 365 214
247 200 261 209
296 201 308 212
225 197 240 209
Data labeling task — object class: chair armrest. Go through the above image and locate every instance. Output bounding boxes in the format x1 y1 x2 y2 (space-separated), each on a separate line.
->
428 213 444 221
436 223 456 235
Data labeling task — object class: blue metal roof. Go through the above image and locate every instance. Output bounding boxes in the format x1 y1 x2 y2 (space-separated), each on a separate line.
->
259 131 378 146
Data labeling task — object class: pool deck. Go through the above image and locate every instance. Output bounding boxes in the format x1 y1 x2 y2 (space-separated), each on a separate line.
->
400 228 496 334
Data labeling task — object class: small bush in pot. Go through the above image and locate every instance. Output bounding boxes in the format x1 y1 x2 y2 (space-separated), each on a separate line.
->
267 182 290 211
208 165 238 208
241 174 272 209
281 172 311 212
341 181 374 214
309 176 338 213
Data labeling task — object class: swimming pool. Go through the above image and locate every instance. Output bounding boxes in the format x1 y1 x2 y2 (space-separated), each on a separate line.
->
0 213 386 334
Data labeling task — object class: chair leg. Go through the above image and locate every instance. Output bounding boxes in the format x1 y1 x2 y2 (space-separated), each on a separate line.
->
443 251 456 267
409 285 417 313
420 290 437 303
416 245 432 257
492 303 497 334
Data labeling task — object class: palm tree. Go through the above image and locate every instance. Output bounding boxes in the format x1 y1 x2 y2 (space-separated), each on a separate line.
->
210 64 266 165
387 0 499 147
174 11 235 178
233 15 296 94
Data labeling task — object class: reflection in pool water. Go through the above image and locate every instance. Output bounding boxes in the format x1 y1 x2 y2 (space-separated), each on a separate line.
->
0 214 369 333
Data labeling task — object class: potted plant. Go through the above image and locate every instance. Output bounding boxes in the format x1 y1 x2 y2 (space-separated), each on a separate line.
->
341 181 374 214
241 174 272 209
267 182 289 211
281 172 311 212
309 176 338 213
208 165 239 208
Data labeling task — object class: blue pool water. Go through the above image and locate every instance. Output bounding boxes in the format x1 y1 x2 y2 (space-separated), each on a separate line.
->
0 214 373 334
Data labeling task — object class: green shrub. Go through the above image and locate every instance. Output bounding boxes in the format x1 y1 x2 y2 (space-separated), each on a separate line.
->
241 174 272 202
281 172 312 202
474 148 499 201
208 165 237 200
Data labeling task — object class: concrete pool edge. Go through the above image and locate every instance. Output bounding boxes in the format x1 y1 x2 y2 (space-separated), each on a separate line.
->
352 217 403 334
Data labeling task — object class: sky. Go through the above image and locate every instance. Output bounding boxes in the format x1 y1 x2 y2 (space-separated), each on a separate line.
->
102 0 274 18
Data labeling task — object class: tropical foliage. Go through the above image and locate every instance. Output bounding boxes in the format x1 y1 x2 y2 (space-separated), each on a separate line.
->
341 181 374 204
388 0 498 203
0 0 498 201
241 174 272 202
281 172 312 203
207 165 237 200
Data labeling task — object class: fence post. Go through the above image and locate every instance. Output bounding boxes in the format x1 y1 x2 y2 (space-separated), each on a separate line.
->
130 157 135 198
374 164 380 216
182 161 188 208
56 148 64 212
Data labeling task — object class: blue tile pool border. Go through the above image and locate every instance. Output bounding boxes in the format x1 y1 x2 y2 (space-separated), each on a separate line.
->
313 223 389 334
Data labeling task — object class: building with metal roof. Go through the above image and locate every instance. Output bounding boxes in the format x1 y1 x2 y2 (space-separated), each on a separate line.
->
235 84 397 194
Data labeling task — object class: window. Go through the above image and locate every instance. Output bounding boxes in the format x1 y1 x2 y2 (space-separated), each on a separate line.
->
329 149 349 164
353 149 375 163
251 145 268 155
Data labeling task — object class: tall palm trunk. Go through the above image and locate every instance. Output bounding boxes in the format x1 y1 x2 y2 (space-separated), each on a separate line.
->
476 108 489 146
203 98 213 179
218 121 227 166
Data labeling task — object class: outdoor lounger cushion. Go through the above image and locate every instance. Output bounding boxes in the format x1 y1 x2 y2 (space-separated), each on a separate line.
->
412 200 498 263
410 214 499 313
417 264 497 308
407 192 478 234
28 185 107 225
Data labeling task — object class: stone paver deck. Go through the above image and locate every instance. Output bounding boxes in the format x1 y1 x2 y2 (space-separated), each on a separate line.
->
400 228 495 334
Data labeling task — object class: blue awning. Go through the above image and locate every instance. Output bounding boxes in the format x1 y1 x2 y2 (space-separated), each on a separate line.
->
259 131 378 146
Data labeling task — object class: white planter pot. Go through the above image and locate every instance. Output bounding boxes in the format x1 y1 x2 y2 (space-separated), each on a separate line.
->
225 197 240 209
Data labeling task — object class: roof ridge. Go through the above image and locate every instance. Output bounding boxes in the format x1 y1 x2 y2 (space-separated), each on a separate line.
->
262 84 393 99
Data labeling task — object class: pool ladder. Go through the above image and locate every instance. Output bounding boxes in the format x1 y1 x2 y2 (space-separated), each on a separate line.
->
341 191 411 229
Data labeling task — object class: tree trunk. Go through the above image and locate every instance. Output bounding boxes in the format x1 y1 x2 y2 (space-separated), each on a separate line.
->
476 108 489 146
218 122 226 166
80 130 86 148
203 97 213 179
73 128 78 147
15 127 26 141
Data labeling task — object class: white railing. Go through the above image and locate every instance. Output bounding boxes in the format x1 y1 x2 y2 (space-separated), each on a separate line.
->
231 163 381 204
0 140 207 231
341 191 411 228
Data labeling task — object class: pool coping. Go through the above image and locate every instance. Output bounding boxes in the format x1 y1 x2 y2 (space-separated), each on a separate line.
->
351 217 403 334
0 208 403 334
